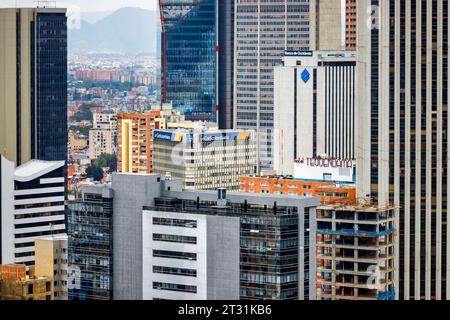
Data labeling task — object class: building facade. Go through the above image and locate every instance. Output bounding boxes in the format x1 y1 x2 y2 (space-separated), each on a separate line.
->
310 0 343 51
0 156 66 266
240 176 356 204
345 0 357 51
356 0 449 300
0 8 67 166
152 128 257 190
0 264 53 300
89 112 117 161
143 205 240 300
67 184 114 300
35 236 68 300
274 51 356 176
160 0 217 121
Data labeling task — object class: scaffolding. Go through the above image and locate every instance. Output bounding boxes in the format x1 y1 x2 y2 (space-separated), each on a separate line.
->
316 203 397 300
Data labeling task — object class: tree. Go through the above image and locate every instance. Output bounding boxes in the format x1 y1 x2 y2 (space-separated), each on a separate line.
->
86 165 104 181
95 153 117 172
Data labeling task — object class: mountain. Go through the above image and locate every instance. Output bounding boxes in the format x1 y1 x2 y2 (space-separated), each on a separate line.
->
69 7 159 56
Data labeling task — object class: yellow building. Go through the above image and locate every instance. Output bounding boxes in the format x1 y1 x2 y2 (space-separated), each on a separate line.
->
35 237 68 300
0 264 53 300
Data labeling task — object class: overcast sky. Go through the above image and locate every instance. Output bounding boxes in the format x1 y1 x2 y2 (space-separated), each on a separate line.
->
0 0 157 12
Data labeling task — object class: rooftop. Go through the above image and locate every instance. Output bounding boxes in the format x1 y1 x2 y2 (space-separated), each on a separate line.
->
14 160 65 182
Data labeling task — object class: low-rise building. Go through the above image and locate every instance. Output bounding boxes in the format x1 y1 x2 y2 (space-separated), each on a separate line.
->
240 176 356 204
0 264 53 300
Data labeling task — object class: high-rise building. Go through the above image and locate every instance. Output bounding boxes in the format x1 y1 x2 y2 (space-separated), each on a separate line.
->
67 185 114 300
345 0 357 51
117 104 185 174
356 0 449 300
218 0 235 130
0 8 67 166
0 155 67 266
310 0 344 51
273 51 356 175
233 1 312 170
152 127 257 191
34 236 69 300
159 0 217 121
89 112 117 161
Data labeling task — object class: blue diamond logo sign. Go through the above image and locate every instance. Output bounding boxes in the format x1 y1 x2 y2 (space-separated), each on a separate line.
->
301 69 310 84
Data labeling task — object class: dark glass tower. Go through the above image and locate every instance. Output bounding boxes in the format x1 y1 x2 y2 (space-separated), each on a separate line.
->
160 0 217 121
34 11 68 162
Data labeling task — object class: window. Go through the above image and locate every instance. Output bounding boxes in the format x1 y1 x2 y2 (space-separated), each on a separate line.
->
46 281 51 292
28 284 33 294
153 234 197 244
153 250 197 261
153 282 197 293
153 266 197 277
153 217 197 228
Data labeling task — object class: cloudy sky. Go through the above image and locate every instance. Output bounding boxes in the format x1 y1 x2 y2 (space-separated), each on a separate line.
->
0 0 157 12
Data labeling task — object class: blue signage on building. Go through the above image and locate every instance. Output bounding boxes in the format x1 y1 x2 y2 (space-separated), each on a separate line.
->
154 130 175 141
301 69 311 84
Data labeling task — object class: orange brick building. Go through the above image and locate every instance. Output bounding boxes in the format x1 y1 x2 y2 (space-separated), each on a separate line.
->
240 176 356 204
117 111 164 174
345 0 357 51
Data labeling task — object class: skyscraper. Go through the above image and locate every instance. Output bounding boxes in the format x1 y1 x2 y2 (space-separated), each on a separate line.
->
233 0 342 170
356 0 449 300
345 0 357 51
0 8 68 166
159 0 218 121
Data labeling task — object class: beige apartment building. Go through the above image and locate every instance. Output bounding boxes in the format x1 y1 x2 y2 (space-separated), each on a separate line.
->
89 112 117 160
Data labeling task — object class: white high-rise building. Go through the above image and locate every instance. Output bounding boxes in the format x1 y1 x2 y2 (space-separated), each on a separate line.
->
273 51 356 176
0 155 66 266
233 0 342 171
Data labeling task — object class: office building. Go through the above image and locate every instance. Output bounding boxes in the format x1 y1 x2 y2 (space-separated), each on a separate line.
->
345 0 357 51
0 264 53 300
310 0 343 51
35 236 68 300
274 51 356 176
0 155 66 266
316 203 397 300
240 176 356 204
143 204 240 300
159 0 217 121
67 185 114 300
117 104 185 174
89 113 117 161
152 127 257 190
0 8 67 166
356 0 449 300
233 0 342 170
112 173 319 300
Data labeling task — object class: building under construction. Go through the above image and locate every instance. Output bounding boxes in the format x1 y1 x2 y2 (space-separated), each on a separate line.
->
315 202 396 300
0 264 53 300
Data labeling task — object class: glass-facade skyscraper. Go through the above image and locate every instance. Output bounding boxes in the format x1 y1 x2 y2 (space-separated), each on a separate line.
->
160 0 217 121
0 8 67 166
68 185 114 300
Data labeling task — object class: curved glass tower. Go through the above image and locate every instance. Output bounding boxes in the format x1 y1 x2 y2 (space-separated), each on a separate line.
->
160 0 217 121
